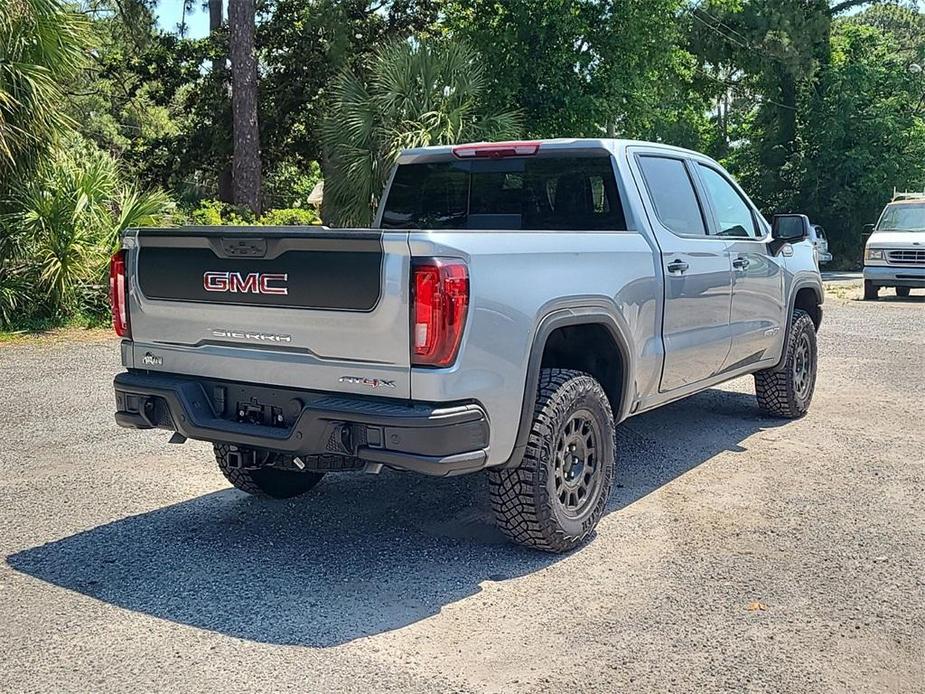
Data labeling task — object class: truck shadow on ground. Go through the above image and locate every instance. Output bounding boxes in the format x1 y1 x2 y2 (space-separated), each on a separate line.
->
8 387 786 647
864 295 925 303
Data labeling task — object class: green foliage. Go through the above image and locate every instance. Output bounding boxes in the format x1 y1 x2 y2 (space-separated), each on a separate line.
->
263 160 321 209
184 199 320 226
442 0 690 139
3 0 925 331
0 135 174 328
0 0 91 197
186 199 252 226
321 39 522 227
258 207 320 226
258 0 439 173
796 20 925 258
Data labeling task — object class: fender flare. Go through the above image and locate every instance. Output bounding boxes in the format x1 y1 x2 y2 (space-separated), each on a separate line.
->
774 278 823 370
501 301 635 469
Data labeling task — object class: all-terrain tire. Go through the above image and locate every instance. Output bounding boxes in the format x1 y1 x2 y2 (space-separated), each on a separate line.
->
754 309 817 419
214 444 324 499
488 369 616 554
863 280 879 301
896 287 911 298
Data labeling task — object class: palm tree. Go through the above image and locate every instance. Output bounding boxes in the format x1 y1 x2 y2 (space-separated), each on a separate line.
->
228 0 261 213
0 0 90 197
321 40 522 227
6 135 174 319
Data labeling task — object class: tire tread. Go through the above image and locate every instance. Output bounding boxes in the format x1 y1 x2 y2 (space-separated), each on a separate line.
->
754 309 817 419
488 369 615 553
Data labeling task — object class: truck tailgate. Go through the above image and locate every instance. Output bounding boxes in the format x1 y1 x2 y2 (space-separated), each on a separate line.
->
124 227 412 398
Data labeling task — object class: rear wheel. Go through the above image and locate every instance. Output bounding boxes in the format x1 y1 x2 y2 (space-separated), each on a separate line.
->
754 309 817 419
488 369 616 554
896 287 911 298
863 280 879 300
214 444 324 499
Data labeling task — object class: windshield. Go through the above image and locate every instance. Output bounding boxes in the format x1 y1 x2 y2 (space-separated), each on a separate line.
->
876 202 925 232
380 154 626 230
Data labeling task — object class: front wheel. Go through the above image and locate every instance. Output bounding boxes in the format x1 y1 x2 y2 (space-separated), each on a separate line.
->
754 309 817 419
896 287 911 298
214 444 324 499
488 369 616 554
863 280 879 301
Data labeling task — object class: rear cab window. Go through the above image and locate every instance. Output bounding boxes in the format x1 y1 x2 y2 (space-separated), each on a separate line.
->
380 153 626 230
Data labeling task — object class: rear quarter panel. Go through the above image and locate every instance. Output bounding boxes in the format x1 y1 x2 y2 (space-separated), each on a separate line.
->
408 230 662 466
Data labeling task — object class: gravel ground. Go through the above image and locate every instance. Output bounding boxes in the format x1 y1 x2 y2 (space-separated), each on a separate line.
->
0 285 923 693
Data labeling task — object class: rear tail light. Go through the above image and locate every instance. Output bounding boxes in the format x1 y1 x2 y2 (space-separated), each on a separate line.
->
452 141 541 159
109 250 131 338
411 258 469 367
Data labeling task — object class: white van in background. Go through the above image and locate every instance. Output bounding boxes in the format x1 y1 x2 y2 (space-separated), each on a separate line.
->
863 191 925 300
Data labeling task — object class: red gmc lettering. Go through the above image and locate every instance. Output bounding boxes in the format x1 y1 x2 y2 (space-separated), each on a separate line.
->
203 272 289 296
258 274 288 295
229 273 259 294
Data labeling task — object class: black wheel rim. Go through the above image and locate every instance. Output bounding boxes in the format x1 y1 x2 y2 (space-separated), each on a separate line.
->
793 332 813 400
553 409 603 518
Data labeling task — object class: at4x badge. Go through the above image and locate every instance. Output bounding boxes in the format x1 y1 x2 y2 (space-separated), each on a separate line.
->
339 376 397 389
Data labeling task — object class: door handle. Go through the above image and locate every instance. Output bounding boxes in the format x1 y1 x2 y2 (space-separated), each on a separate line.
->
666 260 689 275
732 256 750 271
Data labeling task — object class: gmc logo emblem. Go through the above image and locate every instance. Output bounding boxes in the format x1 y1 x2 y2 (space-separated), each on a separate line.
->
203 272 289 296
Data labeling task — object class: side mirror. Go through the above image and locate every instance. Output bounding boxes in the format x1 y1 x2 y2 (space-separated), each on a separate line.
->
771 214 811 242
863 223 875 232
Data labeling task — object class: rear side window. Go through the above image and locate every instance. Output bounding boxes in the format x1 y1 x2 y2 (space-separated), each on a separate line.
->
637 156 706 236
380 155 626 230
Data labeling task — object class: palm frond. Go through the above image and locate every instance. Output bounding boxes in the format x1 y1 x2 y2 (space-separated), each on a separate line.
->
322 39 523 226
109 187 176 249
0 0 91 193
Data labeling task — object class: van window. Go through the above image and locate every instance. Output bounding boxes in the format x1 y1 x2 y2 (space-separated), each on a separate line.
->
877 203 925 232
380 154 626 230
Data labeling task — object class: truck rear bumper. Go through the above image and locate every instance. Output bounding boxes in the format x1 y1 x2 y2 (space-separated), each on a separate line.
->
114 371 490 477
863 265 925 287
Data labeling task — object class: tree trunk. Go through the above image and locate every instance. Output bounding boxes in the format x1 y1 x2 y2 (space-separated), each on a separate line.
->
209 0 223 30
228 0 261 213
209 0 234 203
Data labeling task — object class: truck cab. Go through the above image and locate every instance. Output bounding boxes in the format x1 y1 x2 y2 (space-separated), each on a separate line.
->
864 192 925 299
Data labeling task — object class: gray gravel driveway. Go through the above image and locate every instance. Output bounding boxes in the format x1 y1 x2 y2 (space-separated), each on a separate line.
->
0 287 923 693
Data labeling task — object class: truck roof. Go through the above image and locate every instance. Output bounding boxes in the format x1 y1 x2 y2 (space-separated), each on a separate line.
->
397 138 703 163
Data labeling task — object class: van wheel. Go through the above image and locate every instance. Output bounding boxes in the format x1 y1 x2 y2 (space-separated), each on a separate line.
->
214 444 324 499
754 309 817 419
863 281 878 300
488 369 616 554
896 287 910 298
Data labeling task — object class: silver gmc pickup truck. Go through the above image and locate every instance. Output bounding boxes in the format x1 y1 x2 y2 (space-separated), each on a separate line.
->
111 139 823 552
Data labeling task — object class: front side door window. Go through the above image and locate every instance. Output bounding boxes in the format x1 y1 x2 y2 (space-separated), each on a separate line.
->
696 165 759 238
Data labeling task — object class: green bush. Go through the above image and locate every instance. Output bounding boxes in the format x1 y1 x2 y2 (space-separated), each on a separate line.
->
0 135 174 330
187 199 256 226
263 161 321 209
259 207 320 226
183 199 320 226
